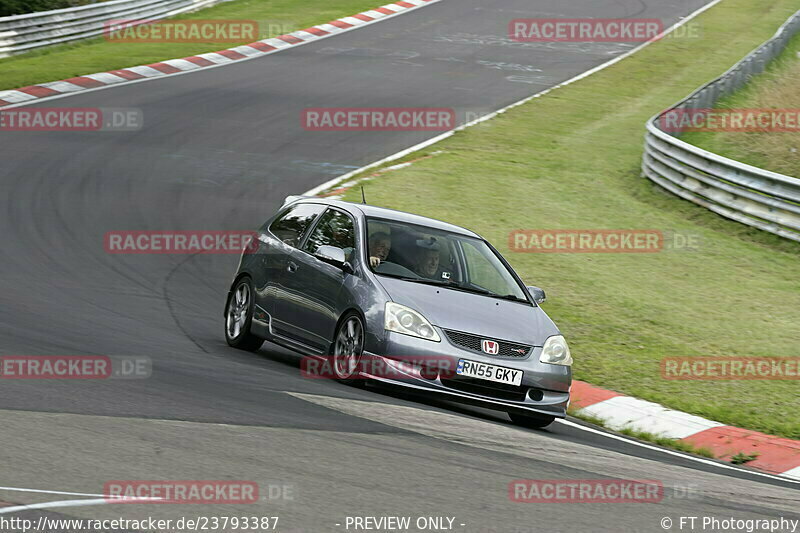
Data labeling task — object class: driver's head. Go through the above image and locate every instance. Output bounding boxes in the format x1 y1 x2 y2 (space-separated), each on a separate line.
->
416 248 440 277
369 232 391 261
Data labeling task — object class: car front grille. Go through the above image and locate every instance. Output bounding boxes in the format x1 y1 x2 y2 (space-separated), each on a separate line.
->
443 329 532 358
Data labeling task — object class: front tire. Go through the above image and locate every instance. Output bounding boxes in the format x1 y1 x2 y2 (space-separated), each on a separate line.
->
508 412 555 429
225 277 264 352
331 312 365 384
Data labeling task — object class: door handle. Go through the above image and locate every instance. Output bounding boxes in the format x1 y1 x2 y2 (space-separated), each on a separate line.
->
287 261 298 273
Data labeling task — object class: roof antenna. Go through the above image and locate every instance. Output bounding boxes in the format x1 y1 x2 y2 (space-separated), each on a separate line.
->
360 186 367 204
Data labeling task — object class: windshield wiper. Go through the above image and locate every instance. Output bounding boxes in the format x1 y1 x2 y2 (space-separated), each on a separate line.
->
390 276 451 286
439 284 530 303
383 274 530 303
400 278 528 301
493 293 530 304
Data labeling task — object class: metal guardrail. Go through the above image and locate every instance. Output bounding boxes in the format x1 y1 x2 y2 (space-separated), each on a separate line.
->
0 0 227 58
642 10 800 242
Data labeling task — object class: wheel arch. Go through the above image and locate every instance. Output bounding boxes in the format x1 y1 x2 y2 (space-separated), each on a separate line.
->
330 307 367 354
224 272 253 317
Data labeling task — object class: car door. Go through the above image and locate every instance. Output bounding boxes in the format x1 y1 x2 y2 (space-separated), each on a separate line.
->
274 207 357 352
253 202 326 333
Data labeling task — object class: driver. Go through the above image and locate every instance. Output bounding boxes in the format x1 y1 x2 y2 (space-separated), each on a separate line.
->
368 232 392 268
413 237 442 279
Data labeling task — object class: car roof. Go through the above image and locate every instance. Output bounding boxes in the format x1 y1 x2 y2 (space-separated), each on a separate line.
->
286 196 481 238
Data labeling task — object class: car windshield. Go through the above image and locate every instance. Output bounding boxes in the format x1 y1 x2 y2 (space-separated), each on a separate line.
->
366 217 529 303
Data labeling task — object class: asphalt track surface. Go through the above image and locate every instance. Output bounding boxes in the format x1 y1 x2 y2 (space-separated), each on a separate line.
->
0 0 798 531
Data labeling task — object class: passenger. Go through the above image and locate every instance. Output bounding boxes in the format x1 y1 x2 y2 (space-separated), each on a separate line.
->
413 237 442 279
368 231 392 268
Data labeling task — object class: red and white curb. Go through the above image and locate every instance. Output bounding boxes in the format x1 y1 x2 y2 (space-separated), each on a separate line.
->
571 380 800 480
0 0 438 108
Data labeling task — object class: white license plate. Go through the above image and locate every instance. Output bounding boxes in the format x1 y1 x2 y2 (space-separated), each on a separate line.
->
456 359 523 386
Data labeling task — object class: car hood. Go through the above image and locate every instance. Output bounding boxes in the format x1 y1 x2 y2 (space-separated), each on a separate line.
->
376 277 560 346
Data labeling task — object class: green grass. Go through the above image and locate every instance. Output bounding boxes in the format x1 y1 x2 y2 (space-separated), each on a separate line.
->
337 0 800 438
616 428 716 458
0 0 382 91
682 32 800 177
730 451 760 465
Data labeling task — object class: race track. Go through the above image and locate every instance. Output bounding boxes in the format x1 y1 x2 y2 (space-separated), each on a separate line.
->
0 0 798 531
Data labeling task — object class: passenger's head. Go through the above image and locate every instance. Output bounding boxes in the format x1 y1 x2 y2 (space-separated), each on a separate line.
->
369 232 391 261
416 249 440 277
414 237 441 277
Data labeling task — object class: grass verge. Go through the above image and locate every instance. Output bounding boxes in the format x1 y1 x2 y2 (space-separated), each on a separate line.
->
336 0 800 438
0 0 384 91
682 32 800 177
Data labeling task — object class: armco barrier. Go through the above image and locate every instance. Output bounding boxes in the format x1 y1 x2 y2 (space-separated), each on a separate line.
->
0 0 228 58
642 10 800 242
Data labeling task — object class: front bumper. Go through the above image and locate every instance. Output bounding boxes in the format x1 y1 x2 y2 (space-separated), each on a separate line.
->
362 330 571 419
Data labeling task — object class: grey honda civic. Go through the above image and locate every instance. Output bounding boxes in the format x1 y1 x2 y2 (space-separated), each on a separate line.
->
224 196 571 428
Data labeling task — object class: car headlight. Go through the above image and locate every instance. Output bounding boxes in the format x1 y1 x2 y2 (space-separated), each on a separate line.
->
384 302 441 342
540 335 572 366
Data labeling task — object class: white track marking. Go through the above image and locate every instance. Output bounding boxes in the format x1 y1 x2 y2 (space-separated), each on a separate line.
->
162 59 201 71
125 65 167 77
0 487 108 498
316 23 345 33
0 486 166 515
289 31 319 40
339 16 367 25
231 45 264 57
0 0 443 110
37 81 85 93
259 38 293 48
0 90 37 103
195 52 234 64
82 72 128 84
556 419 800 484
576 395 725 439
362 10 388 18
0 498 111 514
380 4 404 12
0 496 162 514
302 0 725 196
782 466 800 481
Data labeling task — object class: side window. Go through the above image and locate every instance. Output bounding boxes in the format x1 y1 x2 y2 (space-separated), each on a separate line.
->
462 241 509 294
268 203 326 247
303 209 356 261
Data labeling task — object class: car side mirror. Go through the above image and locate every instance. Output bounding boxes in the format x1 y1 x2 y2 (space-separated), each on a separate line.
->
527 285 546 304
314 245 351 272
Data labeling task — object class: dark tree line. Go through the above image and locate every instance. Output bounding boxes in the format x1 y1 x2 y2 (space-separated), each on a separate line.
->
0 0 100 17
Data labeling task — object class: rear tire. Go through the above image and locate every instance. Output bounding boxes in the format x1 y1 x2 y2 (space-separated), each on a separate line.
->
224 277 264 352
508 412 555 429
